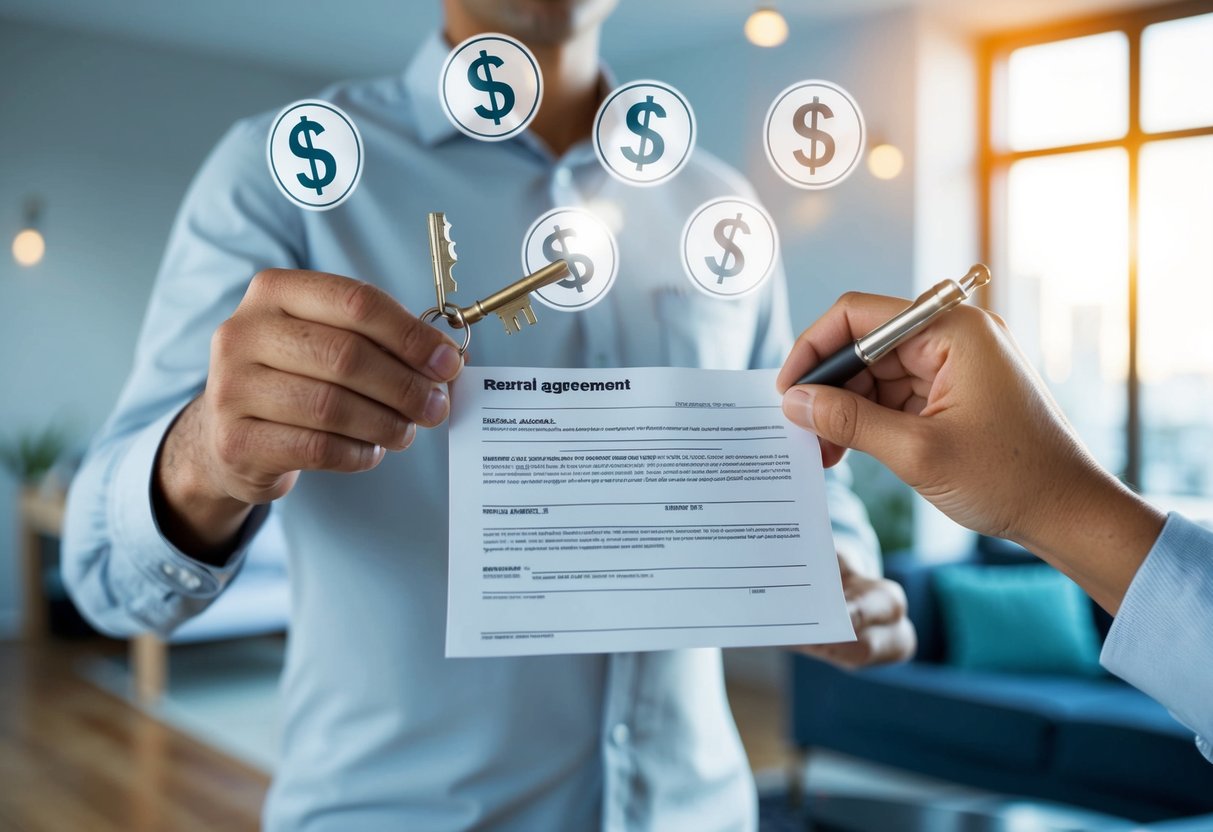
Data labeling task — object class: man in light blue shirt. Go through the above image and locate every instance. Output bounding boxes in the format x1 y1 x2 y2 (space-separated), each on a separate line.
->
63 2 914 829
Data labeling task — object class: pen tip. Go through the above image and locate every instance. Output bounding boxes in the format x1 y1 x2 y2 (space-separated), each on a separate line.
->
960 263 991 294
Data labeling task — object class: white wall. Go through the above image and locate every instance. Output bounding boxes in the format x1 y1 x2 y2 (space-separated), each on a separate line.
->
0 20 320 636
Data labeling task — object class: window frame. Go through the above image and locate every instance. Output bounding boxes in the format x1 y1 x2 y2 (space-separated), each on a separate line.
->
979 0 1213 488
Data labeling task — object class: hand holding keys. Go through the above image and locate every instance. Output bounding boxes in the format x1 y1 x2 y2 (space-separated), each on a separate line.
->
422 212 571 354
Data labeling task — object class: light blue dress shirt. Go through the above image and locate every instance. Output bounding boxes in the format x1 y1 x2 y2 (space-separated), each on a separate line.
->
1101 512 1213 763
63 33 879 831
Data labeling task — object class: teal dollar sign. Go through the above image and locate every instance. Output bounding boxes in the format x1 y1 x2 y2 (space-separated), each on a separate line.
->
792 96 835 174
543 225 594 293
289 115 337 196
468 49 515 126
620 95 666 171
705 213 749 284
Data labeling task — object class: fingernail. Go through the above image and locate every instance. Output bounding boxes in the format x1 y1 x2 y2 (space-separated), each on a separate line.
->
366 444 385 467
423 386 449 424
783 387 816 431
401 422 417 449
427 344 462 380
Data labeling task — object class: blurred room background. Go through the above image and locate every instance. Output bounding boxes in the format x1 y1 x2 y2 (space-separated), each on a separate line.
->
2 0 1212 829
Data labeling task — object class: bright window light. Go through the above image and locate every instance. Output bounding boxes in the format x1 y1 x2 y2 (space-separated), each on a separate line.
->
1006 31 1128 151
1141 12 1213 133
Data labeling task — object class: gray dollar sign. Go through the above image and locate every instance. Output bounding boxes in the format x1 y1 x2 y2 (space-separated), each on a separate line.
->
543 225 594 293
468 49 515 125
792 95 835 173
289 116 337 196
704 213 749 283
620 95 666 171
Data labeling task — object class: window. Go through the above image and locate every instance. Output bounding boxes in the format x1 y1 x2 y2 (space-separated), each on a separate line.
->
982 3 1213 508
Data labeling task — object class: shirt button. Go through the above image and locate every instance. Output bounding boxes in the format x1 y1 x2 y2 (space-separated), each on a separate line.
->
160 563 178 578
611 723 630 746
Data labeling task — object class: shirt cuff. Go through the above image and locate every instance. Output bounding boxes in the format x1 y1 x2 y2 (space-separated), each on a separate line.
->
1101 512 1213 757
106 406 267 607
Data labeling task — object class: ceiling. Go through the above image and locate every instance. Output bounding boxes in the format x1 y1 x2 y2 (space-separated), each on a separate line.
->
0 0 1173 79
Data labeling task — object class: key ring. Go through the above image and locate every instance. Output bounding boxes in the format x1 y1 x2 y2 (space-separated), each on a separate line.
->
421 303 472 355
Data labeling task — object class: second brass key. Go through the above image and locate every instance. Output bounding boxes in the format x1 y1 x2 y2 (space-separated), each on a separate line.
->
458 259 571 334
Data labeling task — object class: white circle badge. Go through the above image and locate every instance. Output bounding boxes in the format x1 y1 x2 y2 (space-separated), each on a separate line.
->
266 99 364 211
681 197 780 299
763 80 865 190
440 33 543 142
521 208 619 312
593 80 696 187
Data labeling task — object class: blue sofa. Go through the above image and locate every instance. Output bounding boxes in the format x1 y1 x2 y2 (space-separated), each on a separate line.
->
789 538 1213 822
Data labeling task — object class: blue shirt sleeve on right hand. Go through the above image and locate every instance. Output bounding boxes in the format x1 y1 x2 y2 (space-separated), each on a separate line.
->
1100 512 1213 763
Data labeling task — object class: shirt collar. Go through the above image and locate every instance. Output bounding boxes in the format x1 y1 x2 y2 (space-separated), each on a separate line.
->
405 30 617 155
406 32 462 147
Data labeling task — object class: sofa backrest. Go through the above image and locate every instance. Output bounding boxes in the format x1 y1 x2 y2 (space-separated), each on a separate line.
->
885 536 1114 665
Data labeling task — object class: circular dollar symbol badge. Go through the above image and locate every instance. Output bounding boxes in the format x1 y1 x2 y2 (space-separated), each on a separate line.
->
266 99 364 211
440 33 543 142
521 208 619 312
593 80 696 187
764 80 865 190
680 197 780 299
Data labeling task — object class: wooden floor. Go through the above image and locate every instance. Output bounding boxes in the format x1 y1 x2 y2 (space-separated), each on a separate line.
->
0 640 268 832
0 639 792 831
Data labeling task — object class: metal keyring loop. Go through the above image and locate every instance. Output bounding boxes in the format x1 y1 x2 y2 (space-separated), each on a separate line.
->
420 304 472 355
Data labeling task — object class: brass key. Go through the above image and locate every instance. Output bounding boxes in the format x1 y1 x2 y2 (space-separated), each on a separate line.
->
427 212 458 308
457 259 571 334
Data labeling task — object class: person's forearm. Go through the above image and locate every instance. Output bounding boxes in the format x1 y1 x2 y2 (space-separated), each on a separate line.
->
153 397 253 565
1013 458 1166 615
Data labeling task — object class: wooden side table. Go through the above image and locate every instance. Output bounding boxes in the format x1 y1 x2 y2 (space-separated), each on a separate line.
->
19 487 66 640
18 488 167 705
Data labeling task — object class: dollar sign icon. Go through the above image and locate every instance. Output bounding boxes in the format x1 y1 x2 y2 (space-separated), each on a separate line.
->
467 49 516 126
704 213 749 283
542 225 594 293
682 198 776 298
792 96 836 174
620 95 666 171
288 116 337 196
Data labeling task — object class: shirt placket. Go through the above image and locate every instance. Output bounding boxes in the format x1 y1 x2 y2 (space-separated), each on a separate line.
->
548 153 621 369
601 650 642 831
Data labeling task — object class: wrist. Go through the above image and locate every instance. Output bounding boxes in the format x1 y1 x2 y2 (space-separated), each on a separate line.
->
153 398 252 563
1012 451 1165 614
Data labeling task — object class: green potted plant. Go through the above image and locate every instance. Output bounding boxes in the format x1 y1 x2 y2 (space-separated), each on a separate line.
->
0 425 71 493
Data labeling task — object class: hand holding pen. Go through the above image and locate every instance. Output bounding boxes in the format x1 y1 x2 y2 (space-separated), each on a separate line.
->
775 274 1164 615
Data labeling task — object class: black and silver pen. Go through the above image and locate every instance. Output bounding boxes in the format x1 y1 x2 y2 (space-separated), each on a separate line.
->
794 264 992 388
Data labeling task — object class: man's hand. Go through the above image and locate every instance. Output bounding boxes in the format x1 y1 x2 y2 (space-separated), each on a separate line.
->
155 269 464 560
794 554 916 670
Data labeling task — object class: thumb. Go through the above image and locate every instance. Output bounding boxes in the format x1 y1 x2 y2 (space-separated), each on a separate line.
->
782 385 915 464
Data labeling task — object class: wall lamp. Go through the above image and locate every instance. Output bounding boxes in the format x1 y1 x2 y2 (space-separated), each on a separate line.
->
867 140 905 180
12 197 45 268
746 6 789 48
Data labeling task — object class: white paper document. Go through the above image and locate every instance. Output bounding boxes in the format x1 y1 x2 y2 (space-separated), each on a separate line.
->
445 366 856 657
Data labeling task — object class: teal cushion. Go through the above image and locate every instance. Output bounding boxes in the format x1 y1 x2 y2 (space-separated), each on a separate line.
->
933 563 1104 676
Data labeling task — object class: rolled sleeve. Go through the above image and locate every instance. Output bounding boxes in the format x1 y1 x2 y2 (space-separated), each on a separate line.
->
65 405 268 637
1100 512 1213 762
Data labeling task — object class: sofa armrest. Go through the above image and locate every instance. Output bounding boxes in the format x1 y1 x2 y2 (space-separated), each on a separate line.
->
884 550 955 664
